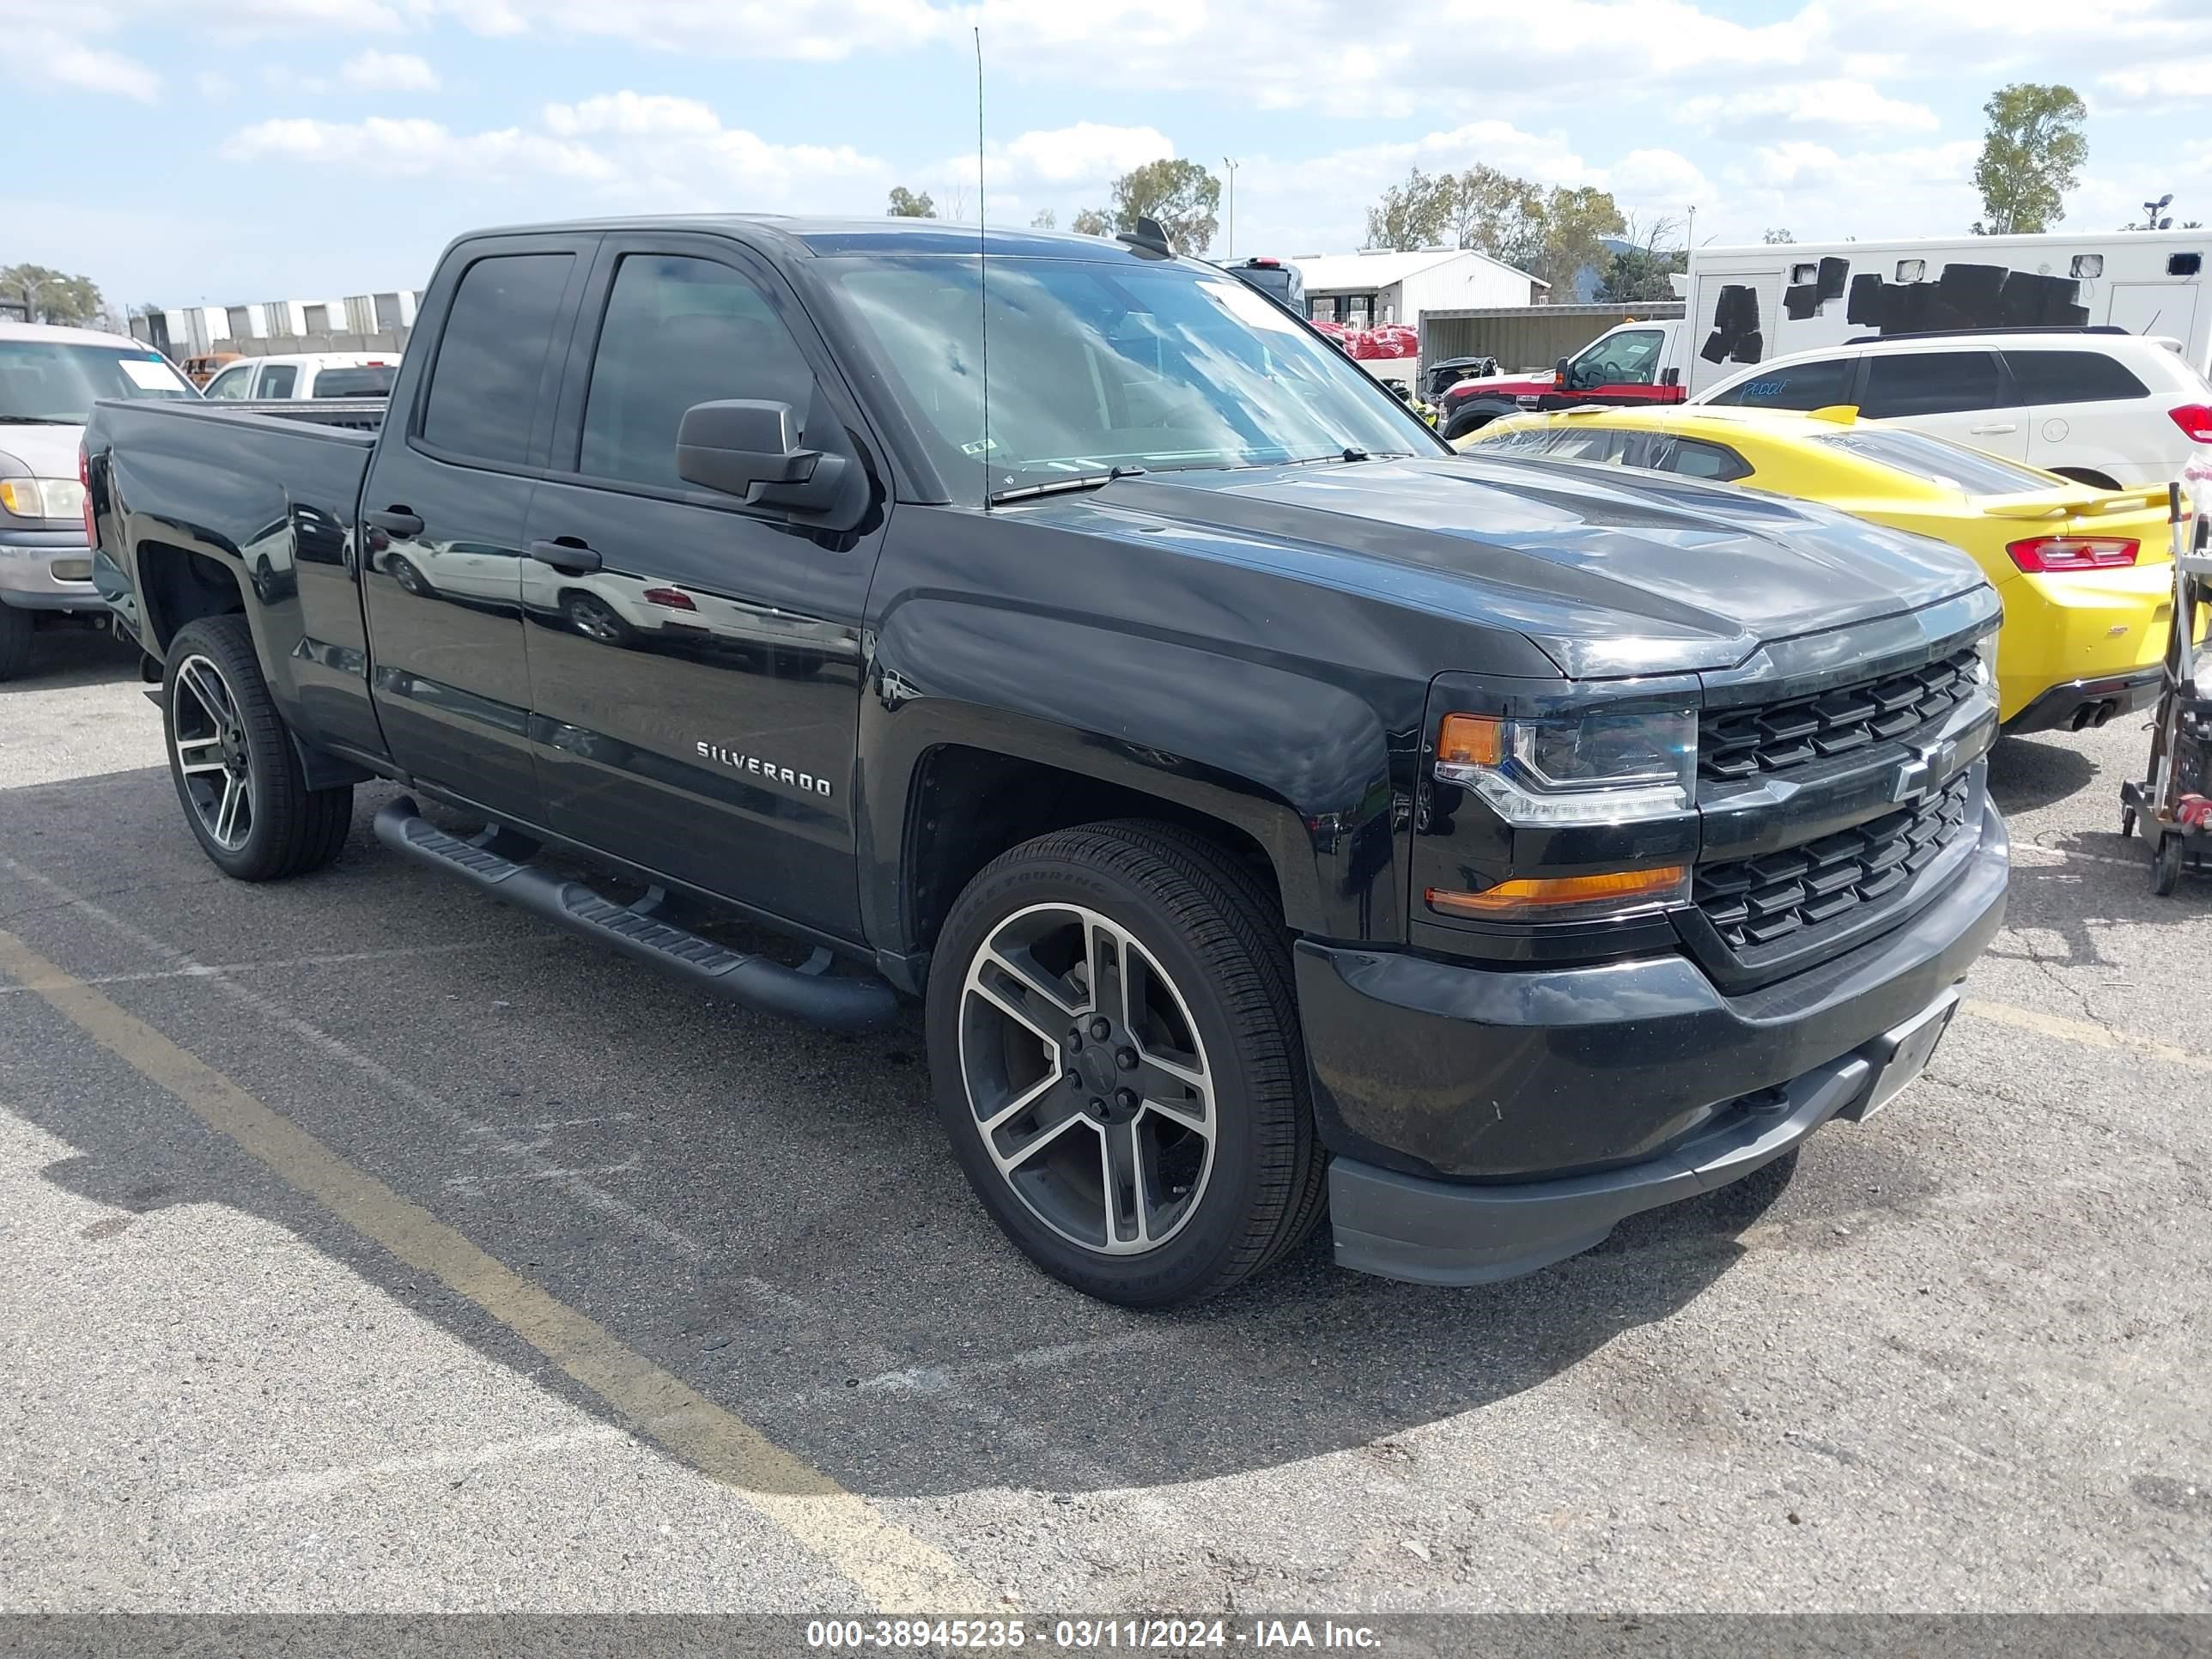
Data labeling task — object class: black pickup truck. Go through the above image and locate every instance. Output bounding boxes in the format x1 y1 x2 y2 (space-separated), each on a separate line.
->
85 216 2008 1306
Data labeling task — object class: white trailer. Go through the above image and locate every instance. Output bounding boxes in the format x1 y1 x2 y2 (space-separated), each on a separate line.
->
1680 229 2210 395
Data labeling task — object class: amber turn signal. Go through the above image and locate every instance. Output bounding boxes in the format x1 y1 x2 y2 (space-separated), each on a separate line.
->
1426 865 1689 919
1436 712 1504 769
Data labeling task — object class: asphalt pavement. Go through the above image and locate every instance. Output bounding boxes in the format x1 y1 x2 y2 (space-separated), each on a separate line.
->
2 624 2208 1615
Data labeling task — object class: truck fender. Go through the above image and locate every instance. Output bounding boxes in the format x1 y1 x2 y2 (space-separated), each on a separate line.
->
859 599 1410 957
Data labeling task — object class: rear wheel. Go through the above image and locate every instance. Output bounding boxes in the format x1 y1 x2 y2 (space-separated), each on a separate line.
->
926 821 1325 1307
0 604 33 681
163 614 352 881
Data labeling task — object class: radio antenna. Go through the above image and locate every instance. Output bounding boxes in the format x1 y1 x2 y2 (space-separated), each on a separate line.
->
975 26 992 511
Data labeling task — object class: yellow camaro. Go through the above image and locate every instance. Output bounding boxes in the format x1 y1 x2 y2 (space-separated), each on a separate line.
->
1461 404 2181 733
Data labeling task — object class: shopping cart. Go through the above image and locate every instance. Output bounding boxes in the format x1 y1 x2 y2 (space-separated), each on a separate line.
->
2118 474 2212 895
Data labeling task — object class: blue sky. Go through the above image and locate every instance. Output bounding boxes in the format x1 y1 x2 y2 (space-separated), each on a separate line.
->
13 0 2212 311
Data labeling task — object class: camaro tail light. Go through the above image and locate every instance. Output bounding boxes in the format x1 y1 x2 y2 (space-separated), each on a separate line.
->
2005 537 2140 573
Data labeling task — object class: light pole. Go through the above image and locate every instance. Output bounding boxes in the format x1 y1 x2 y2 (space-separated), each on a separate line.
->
2143 193 2174 230
10 273 66 325
1223 157 1241 258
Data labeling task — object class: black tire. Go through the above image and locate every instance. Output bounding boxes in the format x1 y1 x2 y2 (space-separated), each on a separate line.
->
386 555 428 597
0 604 34 682
163 614 352 882
1442 406 1501 442
2152 832 2185 896
2120 805 2137 841
926 819 1325 1307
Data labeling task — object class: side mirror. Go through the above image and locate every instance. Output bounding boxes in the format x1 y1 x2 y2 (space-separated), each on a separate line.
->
675 398 848 513
1554 356 1575 388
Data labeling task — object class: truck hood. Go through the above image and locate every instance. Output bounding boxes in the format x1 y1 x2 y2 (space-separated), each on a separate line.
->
1443 370 1555 401
0 422 84 480
1085 454 1989 678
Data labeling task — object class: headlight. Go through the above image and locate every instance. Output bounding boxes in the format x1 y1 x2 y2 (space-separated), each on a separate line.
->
1435 707 1697 825
0 477 87 520
1972 629 2000 688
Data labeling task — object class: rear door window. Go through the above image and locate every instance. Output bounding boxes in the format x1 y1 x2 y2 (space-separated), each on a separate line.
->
1704 356 1855 410
1858 351 2002 418
258 363 298 398
421 252 577 467
2002 349 2149 405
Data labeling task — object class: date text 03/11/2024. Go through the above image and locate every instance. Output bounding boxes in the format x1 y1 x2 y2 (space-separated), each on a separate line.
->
804 1620 1385 1650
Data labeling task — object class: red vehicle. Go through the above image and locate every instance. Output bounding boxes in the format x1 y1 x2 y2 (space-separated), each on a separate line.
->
1438 319 1686 440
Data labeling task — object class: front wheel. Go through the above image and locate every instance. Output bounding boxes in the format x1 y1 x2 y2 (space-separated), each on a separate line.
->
164 614 352 881
926 821 1326 1307
2152 831 2185 896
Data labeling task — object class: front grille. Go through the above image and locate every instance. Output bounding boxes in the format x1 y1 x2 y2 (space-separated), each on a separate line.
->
1693 771 1972 951
1700 646 1981 784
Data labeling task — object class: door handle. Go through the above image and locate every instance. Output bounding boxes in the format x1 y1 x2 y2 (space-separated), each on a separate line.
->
529 538 602 575
1967 422 2018 435
365 507 423 537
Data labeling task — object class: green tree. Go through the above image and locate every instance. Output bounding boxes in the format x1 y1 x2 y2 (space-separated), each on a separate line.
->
1972 82 2087 234
886 185 936 218
1108 158 1222 253
1071 207 1110 236
0 264 103 326
1527 185 1626 295
1441 164 1543 264
1761 227 1796 244
1596 216 1685 303
1030 208 1057 230
1364 167 1450 251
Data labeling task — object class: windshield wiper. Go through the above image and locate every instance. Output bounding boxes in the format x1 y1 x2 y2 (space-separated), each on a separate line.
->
988 465 1147 505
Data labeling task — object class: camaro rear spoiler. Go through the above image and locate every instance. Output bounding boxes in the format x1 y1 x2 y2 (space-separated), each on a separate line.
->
1982 488 2172 520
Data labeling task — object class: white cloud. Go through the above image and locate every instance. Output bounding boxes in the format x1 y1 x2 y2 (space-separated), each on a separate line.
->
1002 124 1174 185
220 99 888 208
195 70 236 101
221 118 619 182
24 29 161 102
1714 138 1984 242
2100 58 2212 105
1677 80 1941 135
341 50 441 92
1595 148 1715 210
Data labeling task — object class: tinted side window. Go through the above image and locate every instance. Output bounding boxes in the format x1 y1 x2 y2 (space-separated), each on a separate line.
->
1859 351 2001 418
1643 434 1752 482
314 365 397 398
1705 356 1853 410
421 252 575 466
2002 349 2148 404
258 364 298 398
579 254 815 490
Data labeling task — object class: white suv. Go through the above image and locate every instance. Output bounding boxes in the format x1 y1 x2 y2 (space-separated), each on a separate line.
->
1692 330 2212 489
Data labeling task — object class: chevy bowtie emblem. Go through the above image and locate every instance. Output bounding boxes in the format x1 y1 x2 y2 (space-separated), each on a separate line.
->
1891 737 1958 803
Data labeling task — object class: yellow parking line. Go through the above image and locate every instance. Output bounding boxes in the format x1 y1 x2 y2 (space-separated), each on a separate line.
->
0 923 989 1613
1963 998 2211 1074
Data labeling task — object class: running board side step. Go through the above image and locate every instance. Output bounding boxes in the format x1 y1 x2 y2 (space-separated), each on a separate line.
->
372 797 898 1031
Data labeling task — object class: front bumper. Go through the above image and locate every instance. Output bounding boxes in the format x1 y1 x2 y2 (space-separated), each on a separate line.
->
0 532 98 611
1300 803 2008 1285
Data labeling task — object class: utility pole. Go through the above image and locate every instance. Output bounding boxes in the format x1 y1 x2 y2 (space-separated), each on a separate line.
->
1223 157 1241 258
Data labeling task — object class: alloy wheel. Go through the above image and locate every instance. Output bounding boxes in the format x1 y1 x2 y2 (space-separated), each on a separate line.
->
957 902 1217 1255
172 653 255 851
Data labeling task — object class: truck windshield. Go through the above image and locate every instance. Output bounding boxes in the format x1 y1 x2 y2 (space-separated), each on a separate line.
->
822 254 1437 501
0 341 195 423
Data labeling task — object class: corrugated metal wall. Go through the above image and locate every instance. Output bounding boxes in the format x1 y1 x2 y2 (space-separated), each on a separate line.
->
1421 304 1684 373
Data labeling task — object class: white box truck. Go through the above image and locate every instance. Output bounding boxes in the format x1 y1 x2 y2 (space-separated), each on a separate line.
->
1682 228 2210 394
